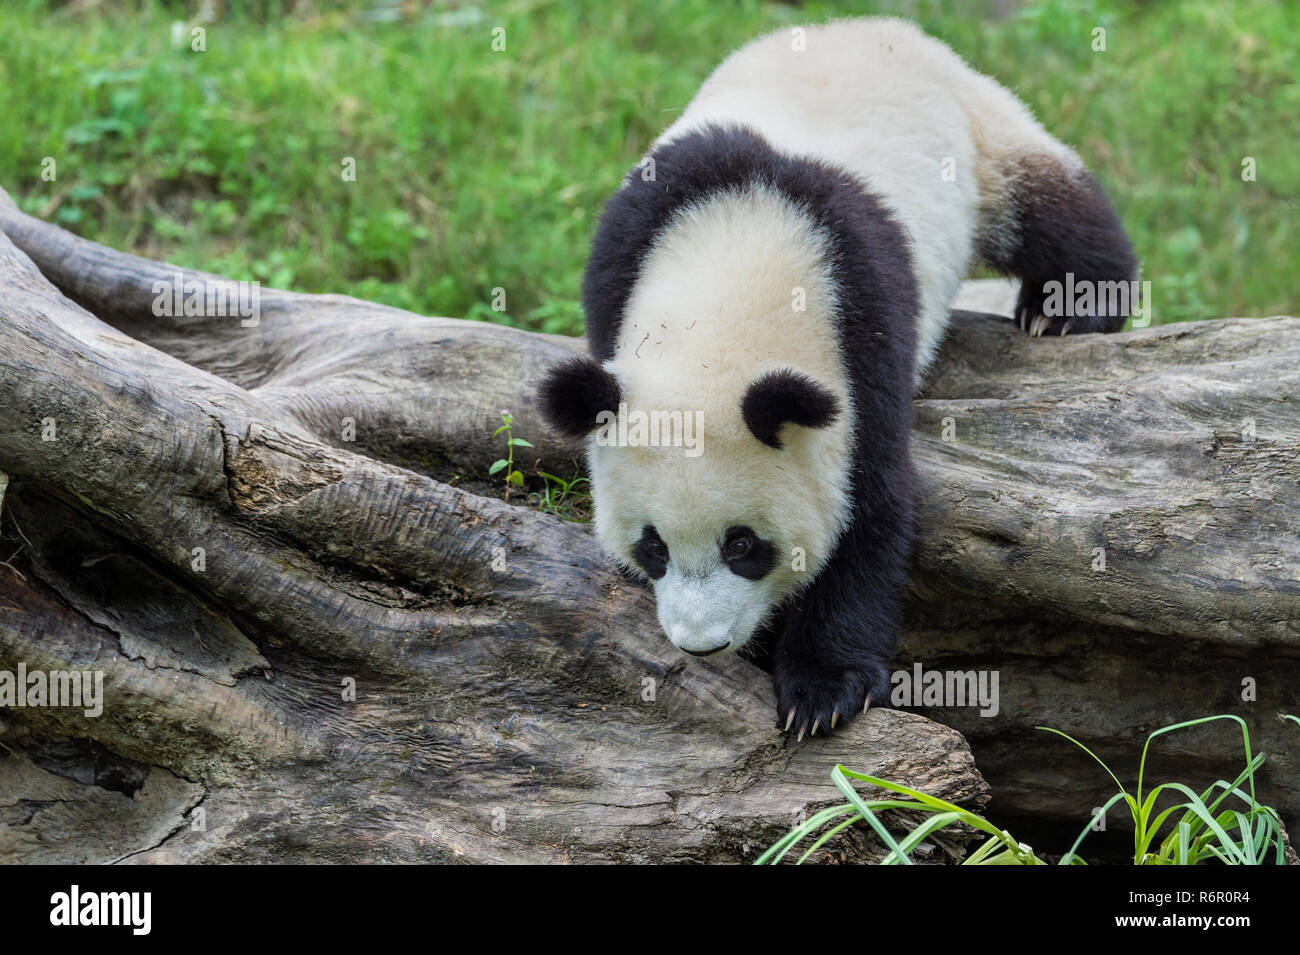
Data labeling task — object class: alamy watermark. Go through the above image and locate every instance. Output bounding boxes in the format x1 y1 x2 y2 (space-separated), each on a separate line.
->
0 664 104 717
152 271 261 327
1042 272 1152 327
50 886 150 935
891 662 999 717
594 403 704 458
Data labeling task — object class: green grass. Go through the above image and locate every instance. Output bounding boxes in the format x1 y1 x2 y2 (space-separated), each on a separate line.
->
1 0 1295 333
758 714 1298 865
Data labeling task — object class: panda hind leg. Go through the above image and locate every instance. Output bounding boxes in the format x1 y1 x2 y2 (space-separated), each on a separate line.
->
977 153 1140 337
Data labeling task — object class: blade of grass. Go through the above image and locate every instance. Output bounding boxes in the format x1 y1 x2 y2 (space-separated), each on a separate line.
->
831 767 910 864
1035 726 1130 797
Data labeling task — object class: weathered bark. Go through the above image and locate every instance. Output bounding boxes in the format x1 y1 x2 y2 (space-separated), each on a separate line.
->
0 189 987 864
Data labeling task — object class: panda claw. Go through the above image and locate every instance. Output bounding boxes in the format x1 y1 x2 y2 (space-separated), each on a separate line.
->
776 659 888 740
1061 319 1074 336
863 695 872 715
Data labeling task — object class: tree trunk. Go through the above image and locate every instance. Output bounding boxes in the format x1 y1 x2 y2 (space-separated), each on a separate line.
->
0 189 986 864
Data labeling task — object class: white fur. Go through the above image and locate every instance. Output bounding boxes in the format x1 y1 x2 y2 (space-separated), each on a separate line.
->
656 16 1084 377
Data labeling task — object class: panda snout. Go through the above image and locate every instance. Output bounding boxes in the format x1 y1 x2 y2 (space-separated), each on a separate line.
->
656 568 763 657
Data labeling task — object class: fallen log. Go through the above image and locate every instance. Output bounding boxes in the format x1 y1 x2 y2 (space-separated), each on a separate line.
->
0 189 986 864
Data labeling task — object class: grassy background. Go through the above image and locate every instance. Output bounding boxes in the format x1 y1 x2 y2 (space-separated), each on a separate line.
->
1 0 1295 334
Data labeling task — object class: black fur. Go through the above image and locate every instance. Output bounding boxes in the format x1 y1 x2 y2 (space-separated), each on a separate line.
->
741 369 839 449
981 156 1139 335
721 525 776 581
631 524 668 579
576 124 920 738
536 355 621 439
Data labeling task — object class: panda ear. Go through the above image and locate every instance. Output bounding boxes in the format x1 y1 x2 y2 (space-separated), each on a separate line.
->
741 369 839 449
537 356 622 439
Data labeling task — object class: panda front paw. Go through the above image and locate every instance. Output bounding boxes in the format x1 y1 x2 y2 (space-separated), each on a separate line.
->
773 655 889 741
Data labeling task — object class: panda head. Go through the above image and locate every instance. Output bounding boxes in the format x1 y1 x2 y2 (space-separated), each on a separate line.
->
539 355 850 657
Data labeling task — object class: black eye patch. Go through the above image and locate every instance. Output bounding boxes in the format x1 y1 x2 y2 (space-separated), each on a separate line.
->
720 525 776 580
631 525 669 579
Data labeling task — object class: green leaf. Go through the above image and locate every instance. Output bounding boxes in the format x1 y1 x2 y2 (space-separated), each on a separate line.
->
488 459 508 475
508 470 524 486
830 767 910 864
509 438 534 447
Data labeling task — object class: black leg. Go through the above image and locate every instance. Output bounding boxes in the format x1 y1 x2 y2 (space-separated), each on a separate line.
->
983 156 1139 337
772 494 915 739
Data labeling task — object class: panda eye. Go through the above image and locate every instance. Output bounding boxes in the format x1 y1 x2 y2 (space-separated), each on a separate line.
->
633 525 669 579
721 526 773 580
725 536 752 559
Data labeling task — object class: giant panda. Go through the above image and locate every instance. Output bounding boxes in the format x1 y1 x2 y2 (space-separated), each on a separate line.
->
538 18 1137 739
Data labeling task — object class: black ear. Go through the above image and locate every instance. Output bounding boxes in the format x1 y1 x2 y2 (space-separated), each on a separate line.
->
741 369 839 449
537 356 622 439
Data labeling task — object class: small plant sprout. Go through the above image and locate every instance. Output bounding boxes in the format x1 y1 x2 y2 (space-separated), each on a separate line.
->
489 409 531 501
485 413 592 520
